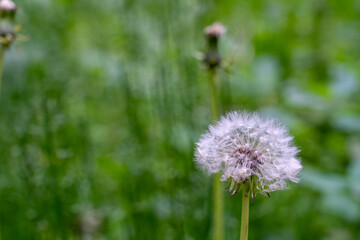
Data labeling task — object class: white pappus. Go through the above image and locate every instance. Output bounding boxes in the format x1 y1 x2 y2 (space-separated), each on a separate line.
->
195 111 302 198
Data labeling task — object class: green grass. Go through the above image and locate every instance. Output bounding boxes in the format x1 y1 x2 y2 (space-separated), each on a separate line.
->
0 0 359 239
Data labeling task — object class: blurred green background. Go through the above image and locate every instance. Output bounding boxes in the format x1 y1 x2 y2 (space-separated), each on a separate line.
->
0 0 360 239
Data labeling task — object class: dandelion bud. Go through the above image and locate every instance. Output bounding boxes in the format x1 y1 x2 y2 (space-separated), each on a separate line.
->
204 22 227 38
203 22 226 70
195 111 302 198
0 0 17 47
0 0 15 9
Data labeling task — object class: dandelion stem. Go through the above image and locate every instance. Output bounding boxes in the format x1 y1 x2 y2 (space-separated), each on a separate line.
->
0 46 6 95
208 68 223 240
209 68 218 121
213 173 223 240
240 182 250 240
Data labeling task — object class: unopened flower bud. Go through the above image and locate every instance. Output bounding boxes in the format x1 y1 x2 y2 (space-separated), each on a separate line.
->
0 0 17 47
0 0 16 16
204 22 227 38
203 22 226 70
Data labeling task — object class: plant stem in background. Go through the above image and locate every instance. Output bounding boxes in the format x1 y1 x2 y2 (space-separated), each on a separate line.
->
203 22 227 240
240 182 249 240
0 0 18 96
0 46 6 94
208 69 218 121
209 68 224 240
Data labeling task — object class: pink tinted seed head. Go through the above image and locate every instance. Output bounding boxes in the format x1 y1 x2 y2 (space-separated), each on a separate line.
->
0 0 16 11
204 22 227 38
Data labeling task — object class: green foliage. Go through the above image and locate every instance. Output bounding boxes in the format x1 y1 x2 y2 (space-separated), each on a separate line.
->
0 0 359 239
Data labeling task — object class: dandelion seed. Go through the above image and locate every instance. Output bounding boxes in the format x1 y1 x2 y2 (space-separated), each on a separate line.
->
195 111 302 198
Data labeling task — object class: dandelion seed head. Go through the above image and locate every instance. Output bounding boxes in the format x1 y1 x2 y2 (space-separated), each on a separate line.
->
195 111 302 196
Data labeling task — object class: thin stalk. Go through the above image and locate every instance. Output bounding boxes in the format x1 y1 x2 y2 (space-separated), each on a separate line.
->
209 68 218 121
0 46 6 95
213 173 223 240
240 182 250 240
208 68 223 240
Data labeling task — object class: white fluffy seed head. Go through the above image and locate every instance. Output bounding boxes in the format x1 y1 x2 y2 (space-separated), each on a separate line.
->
195 111 302 196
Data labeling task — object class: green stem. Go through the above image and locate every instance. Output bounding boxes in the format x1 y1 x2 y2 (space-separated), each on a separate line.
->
240 182 250 240
213 173 223 240
208 69 223 240
0 46 6 95
209 69 218 121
